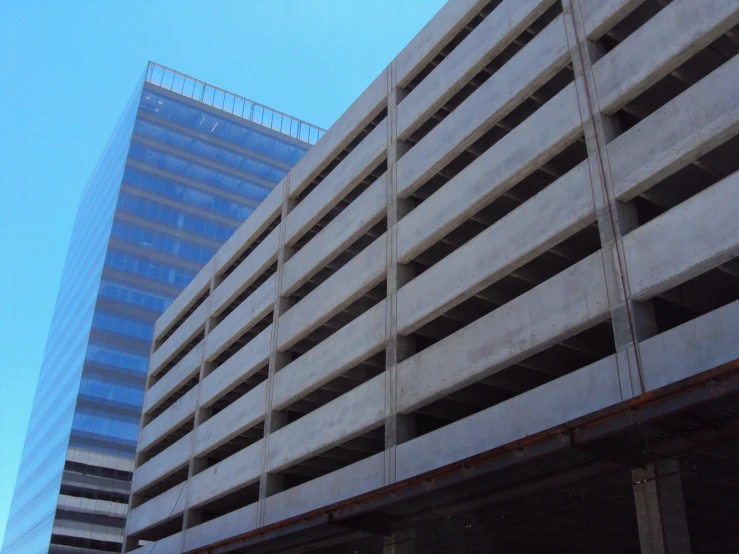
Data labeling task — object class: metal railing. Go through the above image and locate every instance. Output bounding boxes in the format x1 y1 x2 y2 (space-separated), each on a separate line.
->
145 62 325 145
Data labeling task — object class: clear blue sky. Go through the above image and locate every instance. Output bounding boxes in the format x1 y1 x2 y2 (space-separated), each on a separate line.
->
0 0 445 545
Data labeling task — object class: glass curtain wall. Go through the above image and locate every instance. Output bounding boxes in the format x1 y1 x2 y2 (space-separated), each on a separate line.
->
1 62 320 554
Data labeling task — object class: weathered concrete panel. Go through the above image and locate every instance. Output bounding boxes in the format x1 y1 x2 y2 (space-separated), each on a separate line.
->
154 258 212 342
396 355 622 480
268 374 385 473
195 382 266 457
579 0 646 40
183 503 258 552
128 531 182 554
397 160 595 334
625 172 739 299
276 236 386 351
397 82 582 263
189 441 262 509
200 325 271 409
285 120 388 246
398 0 558 140
211 225 279 317
150 301 207 377
610 55 739 201
272 301 386 410
127 482 186 535
594 0 739 115
281 175 387 296
140 386 197 452
144 341 202 414
204 273 275 362
397 252 610 413
132 432 191 494
263 452 385 526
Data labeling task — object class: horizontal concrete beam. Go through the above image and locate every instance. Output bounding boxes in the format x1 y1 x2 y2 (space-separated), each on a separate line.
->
640 300 739 392
579 0 645 41
183 503 258 553
154 258 213 342
276 235 386 352
129 531 182 554
140 386 197 453
395 0 489 88
281 174 387 297
144 341 202 415
264 452 385 526
397 251 610 413
211 225 279 317
200 325 271 409
610 53 739 201
127 481 186 536
285 120 388 247
268 374 385 473
289 72 388 198
594 0 739 115
215 181 284 275
195 382 266 457
398 0 558 140
204 273 276 362
397 159 595 335
150 301 208 378
189 441 263 509
398 12 569 195
272 300 387 410
396 354 622 480
132 432 191 494
625 171 739 300
397 82 582 264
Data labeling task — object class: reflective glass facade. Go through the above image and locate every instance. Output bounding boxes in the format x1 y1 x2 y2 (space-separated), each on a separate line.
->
1 63 320 554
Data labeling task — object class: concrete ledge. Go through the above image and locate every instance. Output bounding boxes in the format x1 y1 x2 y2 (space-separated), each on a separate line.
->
610 54 739 201
263 452 385 526
289 72 388 198
397 252 610 413
144 342 202 415
272 300 387 410
183 503 258 552
625 171 739 300
594 0 739 115
195 382 266 457
127 482 186 536
397 82 582 263
396 354 622 480
276 236 386 351
132 432 191 494
140 386 197 453
204 273 276 362
211 225 280 317
150 301 208 378
154 258 213 343
267 374 385 473
640 300 739 392
189 441 263 509
200 325 271 409
397 160 594 334
579 0 645 41
398 0 558 140
128 531 182 554
215 181 284 275
285 120 388 247
395 0 489 88
281 175 387 297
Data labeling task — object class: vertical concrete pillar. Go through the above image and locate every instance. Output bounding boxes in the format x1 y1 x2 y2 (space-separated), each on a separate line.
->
632 460 692 554
257 178 296 526
384 61 416 487
563 0 657 401
384 528 418 554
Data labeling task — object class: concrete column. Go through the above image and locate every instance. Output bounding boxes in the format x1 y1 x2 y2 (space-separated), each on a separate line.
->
563 0 657 400
632 460 692 554
384 62 417 490
384 528 418 554
257 178 296 526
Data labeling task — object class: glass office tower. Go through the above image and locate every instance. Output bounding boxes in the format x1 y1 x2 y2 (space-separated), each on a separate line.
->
1 62 323 554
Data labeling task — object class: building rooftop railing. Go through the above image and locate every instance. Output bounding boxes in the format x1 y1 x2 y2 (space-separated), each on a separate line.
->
145 61 326 145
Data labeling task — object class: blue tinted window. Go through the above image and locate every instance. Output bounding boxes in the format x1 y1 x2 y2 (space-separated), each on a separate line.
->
105 248 196 287
110 221 216 264
98 280 173 312
92 311 154 340
86 343 149 373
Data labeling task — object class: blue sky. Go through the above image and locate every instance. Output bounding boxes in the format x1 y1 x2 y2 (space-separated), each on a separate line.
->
0 0 445 545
